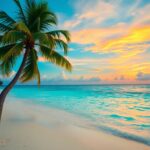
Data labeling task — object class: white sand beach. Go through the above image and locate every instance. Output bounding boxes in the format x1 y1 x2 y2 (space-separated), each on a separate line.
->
0 101 149 150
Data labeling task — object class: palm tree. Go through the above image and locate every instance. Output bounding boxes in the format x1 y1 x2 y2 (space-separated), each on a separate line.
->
0 0 72 120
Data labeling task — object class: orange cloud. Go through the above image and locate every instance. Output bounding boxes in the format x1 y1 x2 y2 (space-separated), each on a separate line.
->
38 57 47 62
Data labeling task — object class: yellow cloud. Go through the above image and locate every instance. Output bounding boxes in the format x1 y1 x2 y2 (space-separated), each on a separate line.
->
101 26 150 52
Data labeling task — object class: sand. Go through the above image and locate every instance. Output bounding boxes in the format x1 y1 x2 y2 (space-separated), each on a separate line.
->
0 100 149 150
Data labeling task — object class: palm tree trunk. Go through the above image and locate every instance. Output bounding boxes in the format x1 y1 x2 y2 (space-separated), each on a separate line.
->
0 48 30 121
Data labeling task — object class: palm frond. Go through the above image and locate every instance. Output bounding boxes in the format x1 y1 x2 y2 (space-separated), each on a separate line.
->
0 35 3 42
0 58 16 76
1 43 23 61
33 32 48 41
0 44 16 59
54 39 69 55
0 11 16 26
39 44 52 55
1 30 25 45
20 49 40 85
47 30 70 42
46 31 70 54
40 45 72 72
36 33 69 55
34 32 54 49
41 11 57 29
0 43 23 76
14 22 31 36
0 53 17 76
27 1 57 32
13 0 27 24
25 0 36 8
25 0 31 8
0 23 12 32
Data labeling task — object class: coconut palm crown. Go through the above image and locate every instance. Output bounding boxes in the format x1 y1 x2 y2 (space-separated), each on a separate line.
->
0 0 72 120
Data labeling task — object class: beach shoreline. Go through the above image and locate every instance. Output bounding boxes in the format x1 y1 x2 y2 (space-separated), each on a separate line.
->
0 100 149 150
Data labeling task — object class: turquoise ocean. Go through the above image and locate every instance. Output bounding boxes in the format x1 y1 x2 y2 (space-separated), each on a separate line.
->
0 85 150 146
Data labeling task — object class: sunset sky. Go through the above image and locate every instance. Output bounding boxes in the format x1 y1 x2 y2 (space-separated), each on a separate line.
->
1 0 150 84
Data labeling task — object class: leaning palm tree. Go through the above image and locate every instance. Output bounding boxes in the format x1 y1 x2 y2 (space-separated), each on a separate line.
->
0 0 72 120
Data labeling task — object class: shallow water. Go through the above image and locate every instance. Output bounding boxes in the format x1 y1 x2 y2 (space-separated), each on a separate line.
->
0 85 150 145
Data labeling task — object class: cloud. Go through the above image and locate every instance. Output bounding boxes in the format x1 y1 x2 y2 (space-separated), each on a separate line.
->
40 73 101 85
114 75 125 81
0 70 17 84
71 23 128 49
63 0 117 30
131 3 150 26
136 72 150 81
38 57 46 62
61 71 68 80
63 0 150 30
69 57 109 66
101 26 150 52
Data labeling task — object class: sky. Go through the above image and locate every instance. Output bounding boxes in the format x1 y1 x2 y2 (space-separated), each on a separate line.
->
0 0 150 85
